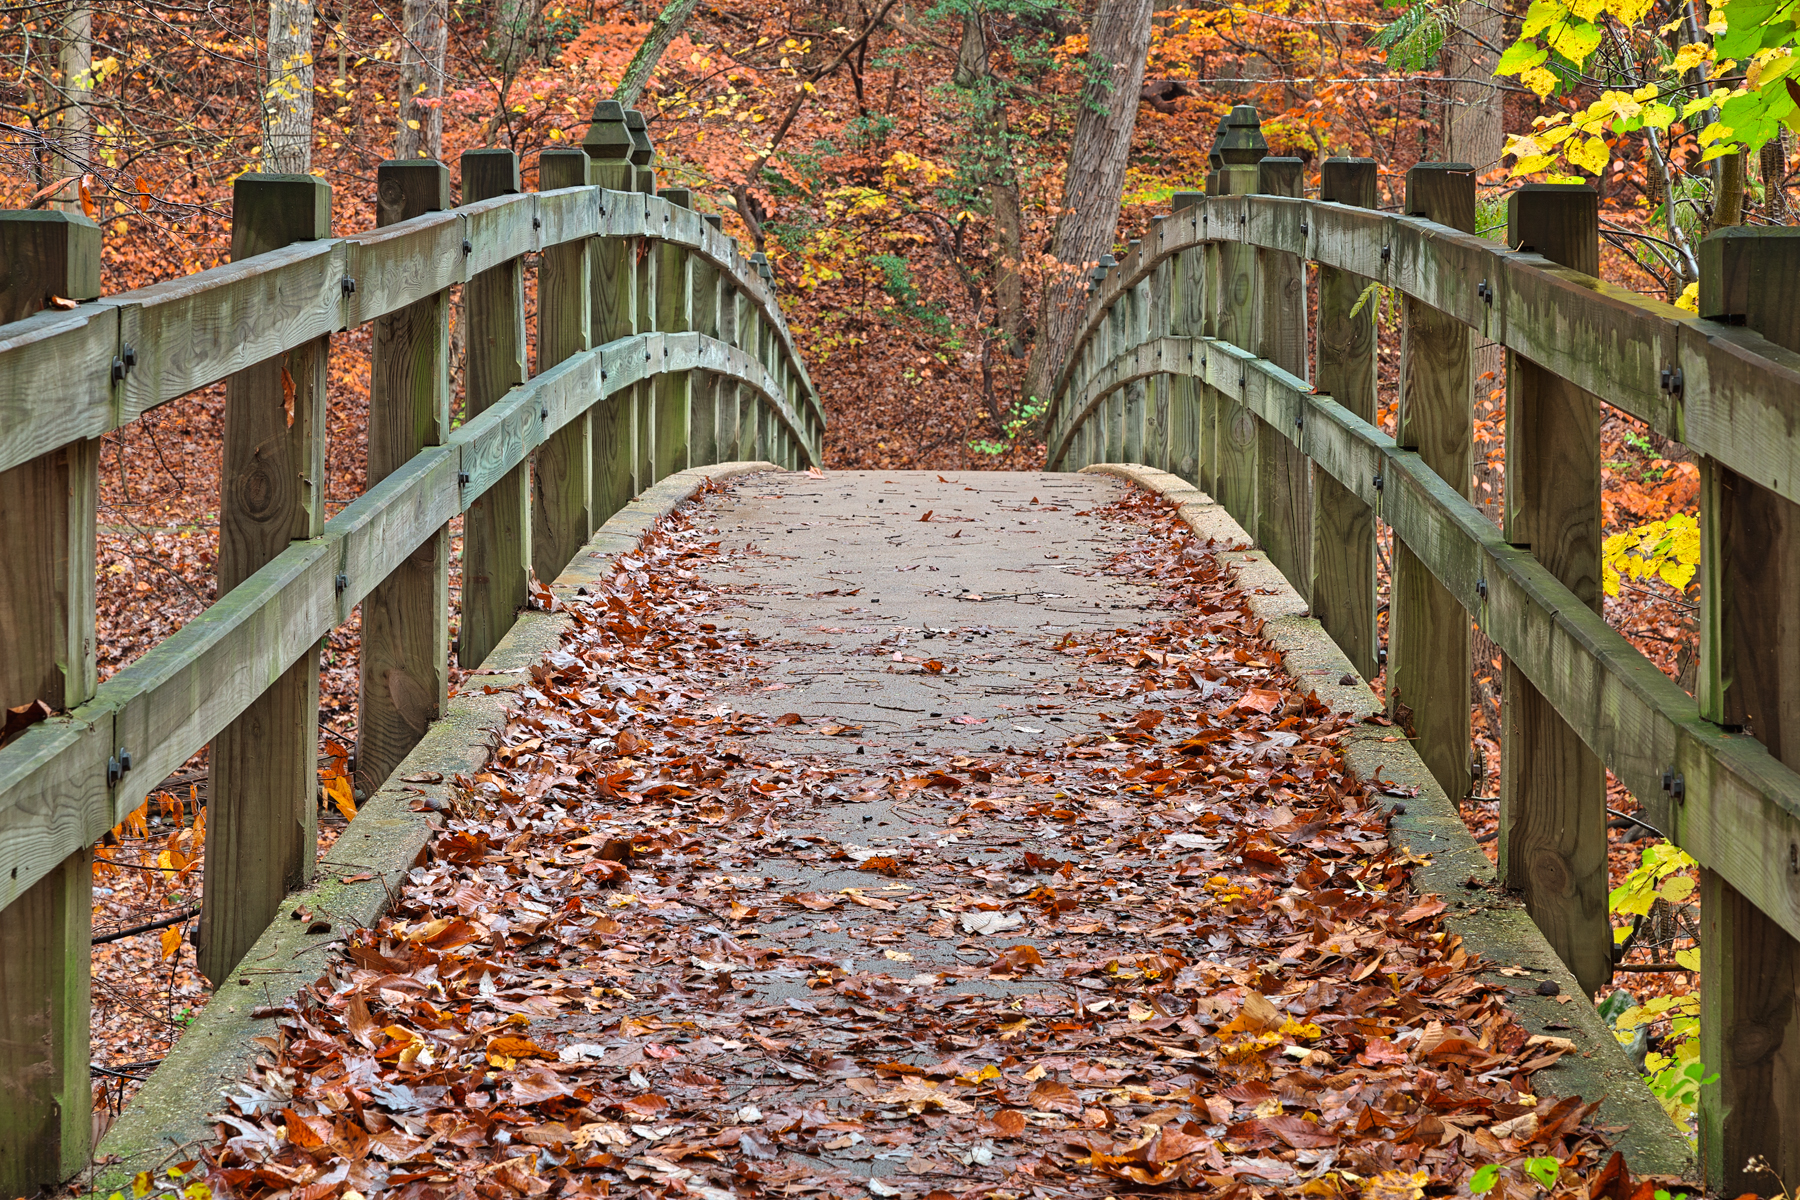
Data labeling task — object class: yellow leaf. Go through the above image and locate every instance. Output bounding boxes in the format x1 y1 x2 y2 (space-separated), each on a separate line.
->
1675 947 1700 970
1666 41 1714 75
1565 134 1610 174
1521 65 1561 98
160 923 183 960
326 773 357 821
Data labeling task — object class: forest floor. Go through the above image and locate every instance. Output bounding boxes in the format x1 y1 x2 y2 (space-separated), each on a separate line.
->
159 473 1644 1200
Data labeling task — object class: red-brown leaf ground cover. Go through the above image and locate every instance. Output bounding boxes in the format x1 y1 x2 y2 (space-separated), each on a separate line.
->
179 475 1634 1200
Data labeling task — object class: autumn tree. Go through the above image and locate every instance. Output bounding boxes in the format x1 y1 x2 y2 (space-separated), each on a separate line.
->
54 0 90 205
397 0 448 159
264 0 316 172
1020 0 1154 409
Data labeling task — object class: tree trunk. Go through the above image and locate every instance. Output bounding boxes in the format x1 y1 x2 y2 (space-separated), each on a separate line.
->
1441 0 1503 172
488 0 536 72
1713 150 1746 230
613 0 701 109
54 0 90 209
264 0 315 172
396 0 447 160
1763 129 1789 224
952 11 1024 362
1019 0 1154 408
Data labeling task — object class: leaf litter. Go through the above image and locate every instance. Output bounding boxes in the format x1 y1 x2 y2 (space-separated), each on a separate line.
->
190 484 1638 1200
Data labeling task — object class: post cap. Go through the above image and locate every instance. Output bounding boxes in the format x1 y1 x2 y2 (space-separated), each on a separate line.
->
230 173 333 258
582 98 634 163
1214 105 1268 165
625 109 655 166
659 186 693 210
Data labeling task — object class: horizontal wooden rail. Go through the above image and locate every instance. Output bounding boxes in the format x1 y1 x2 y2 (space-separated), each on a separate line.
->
0 330 794 909
1056 331 1800 945
1048 195 1800 509
0 188 823 476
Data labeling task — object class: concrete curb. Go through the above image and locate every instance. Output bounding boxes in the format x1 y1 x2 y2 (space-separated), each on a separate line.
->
1080 464 1692 1180
89 462 777 1190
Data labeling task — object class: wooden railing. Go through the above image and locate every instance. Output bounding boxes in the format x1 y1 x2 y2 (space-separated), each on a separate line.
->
1046 104 1800 1193
0 102 821 1190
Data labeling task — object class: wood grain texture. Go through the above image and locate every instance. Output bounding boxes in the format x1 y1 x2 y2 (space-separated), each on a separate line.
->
590 189 636 524
360 160 452 794
0 212 100 1197
1255 159 1309 600
458 151 531 669
1389 164 1475 804
1695 226 1800 1196
0 850 90 1195
202 174 334 984
1311 159 1379 680
534 150 595 576
689 251 721 466
655 225 691 480
1498 185 1608 998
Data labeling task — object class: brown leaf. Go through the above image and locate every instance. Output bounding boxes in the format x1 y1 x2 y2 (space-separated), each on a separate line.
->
979 1109 1028 1138
785 891 842 911
1027 1079 1082 1114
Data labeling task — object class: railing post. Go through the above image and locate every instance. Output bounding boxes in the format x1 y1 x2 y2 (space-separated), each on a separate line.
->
1499 185 1609 997
358 160 451 792
1213 106 1265 531
457 149 530 668
1197 130 1228 494
1122 239 1148 464
691 213 723 467
632 114 658 487
656 187 694 479
199 174 331 984
1312 158 1379 680
1168 192 1205 485
1695 226 1800 1196
1388 162 1475 804
582 101 638 523
537 148 596 568
1256 155 1309 598
0 209 100 1195
1147 221 1172 472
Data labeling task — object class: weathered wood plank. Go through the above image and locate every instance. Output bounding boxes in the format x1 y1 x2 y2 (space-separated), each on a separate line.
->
1389 163 1475 805
201 173 332 985
1311 159 1379 680
1255 158 1309 599
655 189 694 480
1497 184 1609 998
0 208 101 1197
1695 226 1800 1197
534 150 595 575
359 160 452 794
457 150 531 670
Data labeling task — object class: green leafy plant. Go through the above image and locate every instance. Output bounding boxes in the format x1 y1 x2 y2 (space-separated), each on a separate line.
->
1468 1157 1566 1195
970 393 1049 455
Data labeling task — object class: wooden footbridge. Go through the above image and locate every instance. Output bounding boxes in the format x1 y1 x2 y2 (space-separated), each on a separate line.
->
0 102 820 1190
2 99 1799 1193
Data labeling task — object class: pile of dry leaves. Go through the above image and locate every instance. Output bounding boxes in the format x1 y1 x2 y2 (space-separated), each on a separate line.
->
179 488 1635 1200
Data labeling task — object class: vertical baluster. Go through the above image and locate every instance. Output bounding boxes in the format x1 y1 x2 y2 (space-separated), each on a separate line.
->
1389 162 1475 804
1213 108 1266 532
629 111 658 488
1499 185 1609 997
0 209 101 1195
1122 241 1147 464
1311 158 1379 680
457 149 530 667
1695 226 1800 1197
200 174 331 983
1255 156 1309 597
582 101 636 521
358 160 451 792
1146 229 1172 472
691 214 724 467
656 187 694 478
715 233 744 460
535 149 595 571
1197 130 1227 496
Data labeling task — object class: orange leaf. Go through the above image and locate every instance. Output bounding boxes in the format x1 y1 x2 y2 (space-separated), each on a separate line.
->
135 176 152 212
159 924 183 961
78 174 96 219
326 773 357 821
